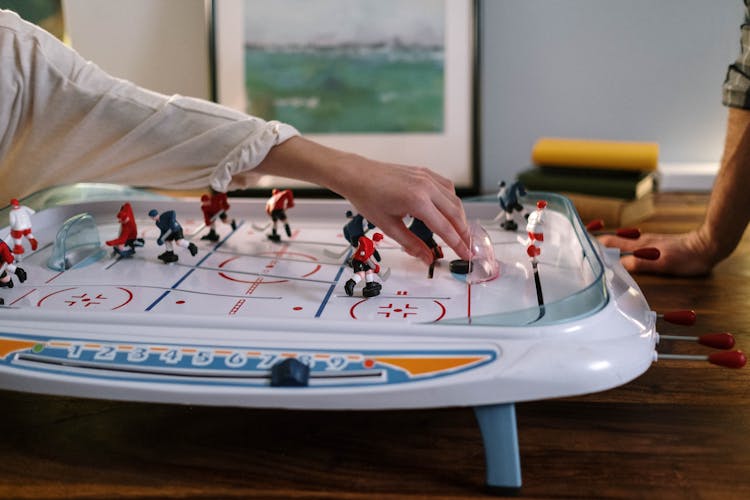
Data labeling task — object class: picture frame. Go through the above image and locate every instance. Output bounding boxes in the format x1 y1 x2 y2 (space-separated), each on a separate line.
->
210 0 479 195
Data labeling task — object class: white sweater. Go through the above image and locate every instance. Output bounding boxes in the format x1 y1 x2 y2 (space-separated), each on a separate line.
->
0 9 299 199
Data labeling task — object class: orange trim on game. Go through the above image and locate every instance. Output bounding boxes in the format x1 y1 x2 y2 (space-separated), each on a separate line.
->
0 338 37 359
372 356 488 376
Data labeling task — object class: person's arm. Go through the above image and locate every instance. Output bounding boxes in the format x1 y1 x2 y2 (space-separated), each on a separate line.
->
697 107 750 260
599 1 750 276
252 136 471 265
0 9 298 199
598 107 750 275
0 10 470 263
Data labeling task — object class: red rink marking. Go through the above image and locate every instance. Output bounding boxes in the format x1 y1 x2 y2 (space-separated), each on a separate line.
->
36 287 134 310
217 251 321 285
245 279 264 295
229 298 246 315
350 299 447 322
10 288 37 306
45 271 64 284
378 303 419 319
293 306 303 311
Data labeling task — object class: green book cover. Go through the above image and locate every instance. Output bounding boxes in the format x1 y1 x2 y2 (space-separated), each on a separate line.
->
517 166 656 199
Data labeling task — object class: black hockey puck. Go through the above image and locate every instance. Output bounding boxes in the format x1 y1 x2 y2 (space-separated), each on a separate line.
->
449 259 472 274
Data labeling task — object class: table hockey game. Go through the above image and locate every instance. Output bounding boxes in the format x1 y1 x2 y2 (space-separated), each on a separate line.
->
0 186 739 493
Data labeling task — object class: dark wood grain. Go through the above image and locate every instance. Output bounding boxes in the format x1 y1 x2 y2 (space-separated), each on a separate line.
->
1 193 749 499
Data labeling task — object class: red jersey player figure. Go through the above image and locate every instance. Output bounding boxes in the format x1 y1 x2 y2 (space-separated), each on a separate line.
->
526 200 547 262
345 232 384 298
8 198 38 255
105 203 144 258
200 191 237 242
0 240 27 305
265 188 294 242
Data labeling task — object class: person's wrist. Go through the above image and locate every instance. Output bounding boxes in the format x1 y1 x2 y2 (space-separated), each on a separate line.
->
321 150 364 198
692 225 727 268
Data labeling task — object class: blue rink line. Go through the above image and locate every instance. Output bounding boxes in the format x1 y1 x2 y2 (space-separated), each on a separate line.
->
146 222 243 312
315 248 354 318
315 248 353 318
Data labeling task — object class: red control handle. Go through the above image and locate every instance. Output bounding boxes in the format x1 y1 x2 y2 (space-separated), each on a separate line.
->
698 333 735 350
661 310 697 326
708 351 747 369
616 228 641 239
633 247 660 260
586 219 605 231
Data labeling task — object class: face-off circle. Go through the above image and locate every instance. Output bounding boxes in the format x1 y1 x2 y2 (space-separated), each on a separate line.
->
37 286 134 310
217 251 321 284
350 298 447 322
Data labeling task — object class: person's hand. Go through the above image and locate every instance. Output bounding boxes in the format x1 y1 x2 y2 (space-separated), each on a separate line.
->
251 137 472 265
597 229 716 276
337 161 472 266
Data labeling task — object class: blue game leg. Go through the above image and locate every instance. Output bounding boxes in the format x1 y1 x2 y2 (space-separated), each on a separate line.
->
473 403 522 494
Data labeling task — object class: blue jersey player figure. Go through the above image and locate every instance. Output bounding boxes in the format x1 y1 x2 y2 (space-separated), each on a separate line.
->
343 210 376 247
342 209 379 255
408 217 443 278
148 209 198 263
496 180 527 231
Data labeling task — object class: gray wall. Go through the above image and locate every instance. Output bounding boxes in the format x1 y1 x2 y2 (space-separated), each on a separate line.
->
480 0 743 193
64 0 211 100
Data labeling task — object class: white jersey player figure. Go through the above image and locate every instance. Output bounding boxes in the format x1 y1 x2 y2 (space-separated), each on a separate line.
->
526 200 547 261
8 198 38 255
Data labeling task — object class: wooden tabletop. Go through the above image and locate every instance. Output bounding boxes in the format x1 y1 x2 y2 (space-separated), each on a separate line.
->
1 193 748 499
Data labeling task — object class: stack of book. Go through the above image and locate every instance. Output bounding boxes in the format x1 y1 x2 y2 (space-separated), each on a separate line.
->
517 137 659 228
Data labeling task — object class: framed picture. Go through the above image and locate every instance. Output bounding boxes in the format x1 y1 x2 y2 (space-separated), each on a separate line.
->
211 0 479 195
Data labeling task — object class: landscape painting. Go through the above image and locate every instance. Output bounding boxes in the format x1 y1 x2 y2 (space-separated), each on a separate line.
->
214 0 476 190
242 0 445 134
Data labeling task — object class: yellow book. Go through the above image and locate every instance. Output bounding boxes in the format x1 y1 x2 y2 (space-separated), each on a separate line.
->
532 138 659 172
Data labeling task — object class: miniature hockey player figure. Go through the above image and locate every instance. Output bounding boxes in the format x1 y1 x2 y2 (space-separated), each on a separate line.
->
8 198 38 255
0 240 27 305
408 218 444 278
105 203 144 258
496 181 527 231
345 232 384 298
148 209 198 263
408 218 443 262
325 210 379 262
342 210 376 247
265 188 294 242
200 191 237 242
526 200 547 261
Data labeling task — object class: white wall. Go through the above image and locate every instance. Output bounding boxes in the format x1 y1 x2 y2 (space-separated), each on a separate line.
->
480 0 743 193
63 0 211 99
60 0 744 193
